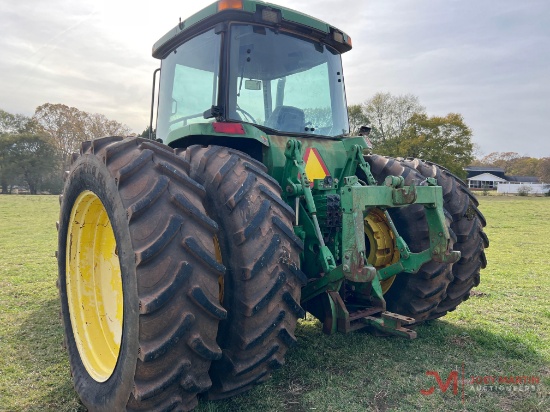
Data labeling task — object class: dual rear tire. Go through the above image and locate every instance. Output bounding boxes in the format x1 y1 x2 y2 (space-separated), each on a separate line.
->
364 155 488 322
58 139 304 409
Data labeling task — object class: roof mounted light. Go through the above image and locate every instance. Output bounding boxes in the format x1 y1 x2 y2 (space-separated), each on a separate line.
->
332 30 352 49
218 0 243 11
333 31 344 43
261 8 281 24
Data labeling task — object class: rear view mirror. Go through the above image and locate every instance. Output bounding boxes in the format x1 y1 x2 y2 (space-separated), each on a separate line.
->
245 80 262 90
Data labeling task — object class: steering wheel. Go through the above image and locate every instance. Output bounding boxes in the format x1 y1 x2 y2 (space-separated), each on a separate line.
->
236 105 257 124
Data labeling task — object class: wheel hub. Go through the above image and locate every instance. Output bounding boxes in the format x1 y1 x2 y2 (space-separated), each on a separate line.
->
364 209 400 293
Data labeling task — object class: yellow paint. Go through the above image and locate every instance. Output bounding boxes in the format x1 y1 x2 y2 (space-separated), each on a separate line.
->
66 191 123 382
364 209 399 294
304 149 329 182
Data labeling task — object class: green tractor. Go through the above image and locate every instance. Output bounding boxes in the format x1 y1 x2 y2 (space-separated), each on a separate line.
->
57 0 488 410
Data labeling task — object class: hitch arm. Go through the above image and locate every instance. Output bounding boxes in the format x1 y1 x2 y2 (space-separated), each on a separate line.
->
283 140 336 274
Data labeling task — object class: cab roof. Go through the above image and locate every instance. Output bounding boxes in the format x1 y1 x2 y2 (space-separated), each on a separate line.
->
153 0 352 58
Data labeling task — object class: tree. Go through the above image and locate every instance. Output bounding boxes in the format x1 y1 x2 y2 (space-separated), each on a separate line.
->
479 152 547 181
507 157 539 177
347 104 369 135
360 92 473 177
363 92 425 143
85 112 132 141
472 143 484 160
0 134 20 193
538 158 550 183
0 109 41 134
480 152 521 169
33 103 131 166
1 133 62 194
376 113 474 178
1 110 43 193
33 104 87 165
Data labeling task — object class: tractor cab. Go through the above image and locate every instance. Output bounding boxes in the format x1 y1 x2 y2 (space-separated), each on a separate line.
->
152 0 353 146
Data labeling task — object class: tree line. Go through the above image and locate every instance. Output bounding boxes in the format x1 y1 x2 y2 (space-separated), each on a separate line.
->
0 104 130 194
348 92 548 182
3 94 547 194
472 152 550 183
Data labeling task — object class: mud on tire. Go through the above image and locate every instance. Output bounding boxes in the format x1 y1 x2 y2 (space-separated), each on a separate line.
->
58 136 226 411
184 145 307 400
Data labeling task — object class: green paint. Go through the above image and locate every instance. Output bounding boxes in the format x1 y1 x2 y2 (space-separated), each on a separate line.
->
153 3 219 57
166 121 270 147
153 0 350 58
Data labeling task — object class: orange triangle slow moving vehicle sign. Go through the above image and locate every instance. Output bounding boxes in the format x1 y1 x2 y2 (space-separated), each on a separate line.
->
303 148 331 187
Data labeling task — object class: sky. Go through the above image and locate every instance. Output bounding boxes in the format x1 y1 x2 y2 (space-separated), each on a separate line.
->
0 0 548 157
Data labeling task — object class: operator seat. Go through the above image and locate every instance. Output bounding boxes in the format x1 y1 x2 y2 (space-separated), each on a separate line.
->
265 106 305 133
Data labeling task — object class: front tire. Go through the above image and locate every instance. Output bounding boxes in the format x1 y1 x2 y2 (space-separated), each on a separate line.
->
58 137 226 411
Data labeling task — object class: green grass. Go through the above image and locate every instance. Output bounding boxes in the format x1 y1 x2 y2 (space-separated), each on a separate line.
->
0 195 548 411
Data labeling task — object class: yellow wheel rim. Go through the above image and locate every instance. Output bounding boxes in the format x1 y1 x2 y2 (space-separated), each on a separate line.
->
66 191 123 382
364 209 400 294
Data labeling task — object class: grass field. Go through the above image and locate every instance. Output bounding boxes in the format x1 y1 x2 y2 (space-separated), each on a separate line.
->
0 195 548 411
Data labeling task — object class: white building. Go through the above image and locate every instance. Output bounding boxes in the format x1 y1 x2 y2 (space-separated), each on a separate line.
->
464 166 508 189
464 166 544 192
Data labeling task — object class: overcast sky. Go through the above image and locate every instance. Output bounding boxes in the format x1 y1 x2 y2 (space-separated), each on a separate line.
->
0 0 548 157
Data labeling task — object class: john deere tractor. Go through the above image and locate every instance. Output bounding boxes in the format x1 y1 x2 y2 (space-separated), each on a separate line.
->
57 1 488 410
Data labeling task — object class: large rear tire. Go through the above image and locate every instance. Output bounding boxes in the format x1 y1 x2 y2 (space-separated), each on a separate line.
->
399 158 489 317
184 146 306 400
363 155 455 322
58 137 226 411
